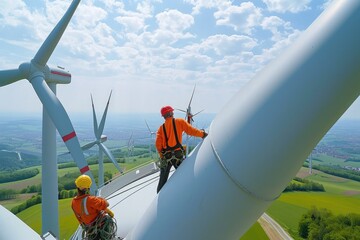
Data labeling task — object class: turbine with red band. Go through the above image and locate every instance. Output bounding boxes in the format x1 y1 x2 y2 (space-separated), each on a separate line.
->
0 0 96 193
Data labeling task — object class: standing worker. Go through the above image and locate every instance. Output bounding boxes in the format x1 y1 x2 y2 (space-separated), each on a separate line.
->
71 175 117 240
156 105 208 193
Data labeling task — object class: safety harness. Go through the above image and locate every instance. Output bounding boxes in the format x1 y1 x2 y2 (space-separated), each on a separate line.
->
72 196 117 240
160 118 185 168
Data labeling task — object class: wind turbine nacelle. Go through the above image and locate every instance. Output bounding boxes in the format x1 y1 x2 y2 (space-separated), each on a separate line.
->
100 135 108 143
46 67 71 84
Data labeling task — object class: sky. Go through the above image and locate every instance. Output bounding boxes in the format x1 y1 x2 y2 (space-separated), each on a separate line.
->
0 0 359 120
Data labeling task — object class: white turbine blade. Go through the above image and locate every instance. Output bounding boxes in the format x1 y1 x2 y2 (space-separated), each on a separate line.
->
98 90 112 138
193 109 205 117
81 141 97 151
145 120 152 133
33 0 81 66
176 108 186 113
30 74 97 193
188 84 196 109
0 69 25 87
58 151 70 156
90 94 99 139
99 143 123 173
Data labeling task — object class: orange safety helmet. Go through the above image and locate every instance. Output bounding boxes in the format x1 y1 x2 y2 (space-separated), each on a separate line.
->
161 105 174 116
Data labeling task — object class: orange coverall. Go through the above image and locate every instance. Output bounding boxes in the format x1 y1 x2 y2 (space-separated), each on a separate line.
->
155 117 204 154
72 194 108 225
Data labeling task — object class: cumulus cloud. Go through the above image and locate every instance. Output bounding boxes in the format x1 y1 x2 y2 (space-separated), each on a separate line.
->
156 9 194 32
200 34 257 56
0 0 34 27
0 0 335 114
183 0 231 14
261 16 294 41
214 2 262 34
262 0 311 13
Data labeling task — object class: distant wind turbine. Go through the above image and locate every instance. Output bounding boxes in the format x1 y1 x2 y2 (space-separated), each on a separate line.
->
177 84 204 157
127 132 135 160
145 120 155 159
81 91 123 186
177 84 204 124
0 0 95 237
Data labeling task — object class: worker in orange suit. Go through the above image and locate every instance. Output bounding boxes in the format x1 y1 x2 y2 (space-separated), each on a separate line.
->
156 105 208 193
71 174 115 240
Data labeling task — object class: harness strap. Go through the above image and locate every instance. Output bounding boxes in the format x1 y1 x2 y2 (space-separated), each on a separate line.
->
81 196 89 216
162 118 183 151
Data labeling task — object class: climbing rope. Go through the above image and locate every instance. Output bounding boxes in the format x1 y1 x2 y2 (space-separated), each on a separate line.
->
81 212 117 240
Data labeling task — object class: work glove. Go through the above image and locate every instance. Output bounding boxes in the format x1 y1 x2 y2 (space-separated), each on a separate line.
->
202 131 208 139
106 208 114 218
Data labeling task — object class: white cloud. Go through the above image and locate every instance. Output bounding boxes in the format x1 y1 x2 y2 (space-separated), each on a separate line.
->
262 0 311 13
256 29 302 65
0 0 29 27
214 2 263 34
156 9 194 33
200 34 257 56
115 15 146 33
75 3 108 28
101 0 125 10
261 16 294 41
183 0 231 15
2 0 357 119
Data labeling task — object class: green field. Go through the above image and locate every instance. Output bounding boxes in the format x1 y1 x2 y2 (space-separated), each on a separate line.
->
2 165 360 240
266 167 360 239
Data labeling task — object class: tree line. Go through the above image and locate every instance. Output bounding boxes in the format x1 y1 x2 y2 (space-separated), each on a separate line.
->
311 164 360 182
298 207 360 239
283 177 325 192
0 168 39 183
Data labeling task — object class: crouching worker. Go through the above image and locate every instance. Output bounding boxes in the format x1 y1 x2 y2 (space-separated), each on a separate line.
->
71 175 117 240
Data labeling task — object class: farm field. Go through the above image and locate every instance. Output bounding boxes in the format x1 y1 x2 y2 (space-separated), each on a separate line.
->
0 159 151 209
1 118 359 239
266 167 360 239
11 166 360 240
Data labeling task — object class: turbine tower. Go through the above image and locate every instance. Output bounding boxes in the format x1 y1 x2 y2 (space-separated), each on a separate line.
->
0 0 96 237
127 132 135 160
82 91 123 186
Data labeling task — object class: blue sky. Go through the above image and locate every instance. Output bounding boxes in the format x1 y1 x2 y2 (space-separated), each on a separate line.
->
0 0 359 120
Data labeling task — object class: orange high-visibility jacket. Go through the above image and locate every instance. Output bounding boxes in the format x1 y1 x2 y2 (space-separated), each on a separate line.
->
155 117 204 154
71 194 108 225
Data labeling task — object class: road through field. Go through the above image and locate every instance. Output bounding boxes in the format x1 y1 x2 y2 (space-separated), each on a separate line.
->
258 213 293 240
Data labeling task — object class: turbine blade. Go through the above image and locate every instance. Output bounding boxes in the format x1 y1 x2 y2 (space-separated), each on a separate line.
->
99 143 123 173
58 151 70 156
32 0 81 66
193 109 205 117
30 74 97 193
176 108 186 113
98 90 112 138
81 141 97 151
145 120 152 133
188 84 196 109
0 69 25 87
91 94 99 139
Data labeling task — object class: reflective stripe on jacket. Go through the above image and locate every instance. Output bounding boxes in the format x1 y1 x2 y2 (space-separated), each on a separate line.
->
155 117 204 154
71 194 108 225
